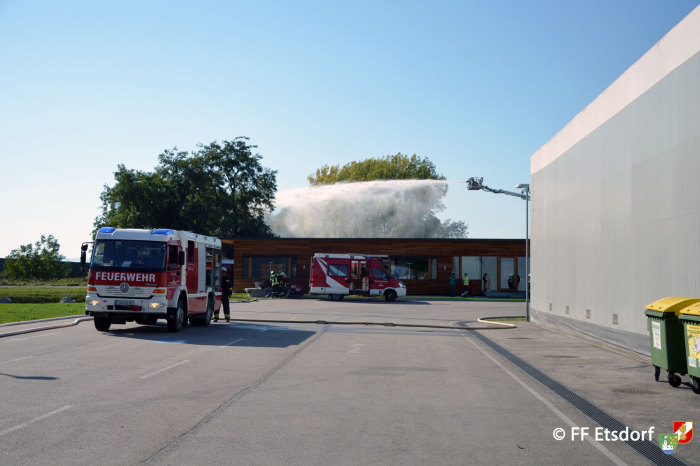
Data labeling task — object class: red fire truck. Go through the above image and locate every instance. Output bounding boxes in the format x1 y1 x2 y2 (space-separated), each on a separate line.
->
82 228 223 332
309 253 407 301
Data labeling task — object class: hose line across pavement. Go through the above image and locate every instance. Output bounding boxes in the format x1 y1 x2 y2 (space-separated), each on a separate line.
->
0 315 520 338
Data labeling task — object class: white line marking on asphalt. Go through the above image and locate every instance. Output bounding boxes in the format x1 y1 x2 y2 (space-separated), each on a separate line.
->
0 405 73 438
347 343 364 354
140 360 190 379
219 338 244 348
7 333 59 342
454 326 626 466
0 356 34 365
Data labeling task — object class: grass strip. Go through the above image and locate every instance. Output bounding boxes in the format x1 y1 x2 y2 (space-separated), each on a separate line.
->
230 293 251 301
0 303 85 324
0 294 252 325
0 286 87 304
0 278 87 286
0 288 251 304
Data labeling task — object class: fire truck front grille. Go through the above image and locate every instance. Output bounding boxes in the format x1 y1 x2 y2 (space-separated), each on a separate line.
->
99 286 152 299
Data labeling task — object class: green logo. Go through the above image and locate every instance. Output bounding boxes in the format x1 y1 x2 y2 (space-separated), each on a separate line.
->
659 433 678 455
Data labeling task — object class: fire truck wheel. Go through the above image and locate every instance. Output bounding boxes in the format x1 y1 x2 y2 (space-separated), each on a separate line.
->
193 295 213 327
204 295 213 325
94 316 111 331
384 290 397 302
167 299 185 332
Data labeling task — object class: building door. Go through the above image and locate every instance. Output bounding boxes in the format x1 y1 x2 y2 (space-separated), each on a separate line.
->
499 257 515 290
482 256 497 293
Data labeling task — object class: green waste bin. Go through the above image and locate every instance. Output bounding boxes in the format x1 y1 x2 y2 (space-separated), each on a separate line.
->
644 297 700 387
679 302 700 394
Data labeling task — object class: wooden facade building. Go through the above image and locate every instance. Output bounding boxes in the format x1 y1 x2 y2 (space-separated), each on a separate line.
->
223 238 526 296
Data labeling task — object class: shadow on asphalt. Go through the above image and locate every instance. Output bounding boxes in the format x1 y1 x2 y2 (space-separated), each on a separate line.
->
101 322 317 348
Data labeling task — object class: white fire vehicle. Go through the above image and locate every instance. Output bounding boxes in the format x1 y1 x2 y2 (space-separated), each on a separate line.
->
309 253 407 301
82 228 223 332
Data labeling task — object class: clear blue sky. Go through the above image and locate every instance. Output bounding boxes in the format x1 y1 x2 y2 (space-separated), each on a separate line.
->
1 0 698 259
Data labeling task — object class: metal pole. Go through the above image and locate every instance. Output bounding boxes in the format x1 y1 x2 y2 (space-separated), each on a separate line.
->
525 192 529 321
466 178 530 320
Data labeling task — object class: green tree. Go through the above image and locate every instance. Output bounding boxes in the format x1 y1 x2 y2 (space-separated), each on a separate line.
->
270 153 468 238
308 153 443 184
96 138 278 238
4 235 69 281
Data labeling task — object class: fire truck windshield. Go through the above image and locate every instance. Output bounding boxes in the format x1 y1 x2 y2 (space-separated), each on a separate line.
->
91 240 167 272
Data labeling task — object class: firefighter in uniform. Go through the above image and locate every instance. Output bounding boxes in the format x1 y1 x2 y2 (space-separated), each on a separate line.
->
461 273 470 297
216 267 232 322
270 270 279 293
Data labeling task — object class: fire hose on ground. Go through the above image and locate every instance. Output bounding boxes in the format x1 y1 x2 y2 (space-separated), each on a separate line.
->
0 314 520 338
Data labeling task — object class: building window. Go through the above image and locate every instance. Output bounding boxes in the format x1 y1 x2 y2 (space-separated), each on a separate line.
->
482 256 497 292
390 257 437 280
242 255 296 279
461 256 481 281
517 256 528 292
500 257 515 289
459 256 499 292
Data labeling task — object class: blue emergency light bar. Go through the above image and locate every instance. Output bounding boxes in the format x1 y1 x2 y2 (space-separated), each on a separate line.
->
151 229 176 235
97 227 116 233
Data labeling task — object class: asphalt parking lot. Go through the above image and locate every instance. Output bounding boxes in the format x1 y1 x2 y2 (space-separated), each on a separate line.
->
1 297 697 465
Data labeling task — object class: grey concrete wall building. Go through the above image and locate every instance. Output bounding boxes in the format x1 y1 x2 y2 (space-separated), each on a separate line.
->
529 6 700 355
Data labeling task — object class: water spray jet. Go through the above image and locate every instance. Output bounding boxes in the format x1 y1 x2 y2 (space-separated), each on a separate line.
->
269 179 466 238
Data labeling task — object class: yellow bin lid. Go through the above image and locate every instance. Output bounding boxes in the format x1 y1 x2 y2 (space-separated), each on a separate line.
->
680 301 700 317
645 297 700 316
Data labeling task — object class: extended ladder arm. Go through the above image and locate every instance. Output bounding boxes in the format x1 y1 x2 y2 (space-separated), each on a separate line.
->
466 177 529 200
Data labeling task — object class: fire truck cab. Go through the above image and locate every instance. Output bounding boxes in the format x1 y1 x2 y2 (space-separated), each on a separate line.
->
309 253 407 301
83 227 223 332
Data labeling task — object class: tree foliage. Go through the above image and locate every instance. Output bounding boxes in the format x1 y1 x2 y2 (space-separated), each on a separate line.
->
95 138 278 238
308 153 444 184
4 235 69 281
